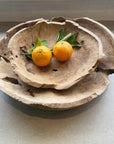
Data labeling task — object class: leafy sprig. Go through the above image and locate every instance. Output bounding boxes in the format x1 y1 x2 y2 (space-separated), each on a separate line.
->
56 29 65 43
56 29 83 47
21 29 84 59
21 38 47 59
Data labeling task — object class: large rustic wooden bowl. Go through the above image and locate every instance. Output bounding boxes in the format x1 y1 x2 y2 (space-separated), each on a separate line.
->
0 17 113 110
8 19 102 90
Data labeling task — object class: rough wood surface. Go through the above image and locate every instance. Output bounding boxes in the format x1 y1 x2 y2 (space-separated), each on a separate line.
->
0 17 111 110
8 19 102 90
0 56 109 110
0 18 43 61
52 17 114 73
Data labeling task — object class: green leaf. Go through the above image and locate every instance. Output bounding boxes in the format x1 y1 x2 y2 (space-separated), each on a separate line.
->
41 40 47 46
26 37 43 59
20 52 32 59
56 29 65 43
34 38 41 48
26 54 32 59
25 47 34 59
66 33 81 47
61 33 72 41
81 40 84 44
71 40 81 47
67 33 78 44
20 38 48 59
27 47 34 54
56 30 81 47
51 48 53 53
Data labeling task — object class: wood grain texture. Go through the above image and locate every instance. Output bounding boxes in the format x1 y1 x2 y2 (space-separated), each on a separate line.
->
8 19 102 89
0 18 111 110
0 57 110 110
52 17 114 72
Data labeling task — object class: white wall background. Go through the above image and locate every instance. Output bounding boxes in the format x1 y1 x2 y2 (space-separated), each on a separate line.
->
0 0 114 22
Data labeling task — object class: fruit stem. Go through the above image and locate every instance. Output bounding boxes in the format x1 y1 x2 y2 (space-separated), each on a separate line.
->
61 33 72 41
39 50 42 53
51 33 72 52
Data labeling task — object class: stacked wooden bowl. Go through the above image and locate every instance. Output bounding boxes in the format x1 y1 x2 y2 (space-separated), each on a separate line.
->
0 17 114 110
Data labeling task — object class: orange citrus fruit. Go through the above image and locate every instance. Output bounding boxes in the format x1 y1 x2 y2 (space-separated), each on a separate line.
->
53 41 73 61
32 46 52 67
